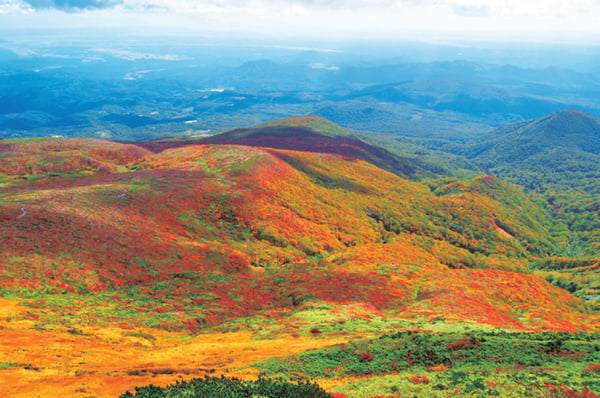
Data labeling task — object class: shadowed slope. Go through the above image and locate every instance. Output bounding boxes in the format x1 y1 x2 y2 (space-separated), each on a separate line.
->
138 116 442 180
202 116 428 179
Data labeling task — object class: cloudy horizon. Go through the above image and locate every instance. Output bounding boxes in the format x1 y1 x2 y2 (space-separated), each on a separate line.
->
1 0 600 44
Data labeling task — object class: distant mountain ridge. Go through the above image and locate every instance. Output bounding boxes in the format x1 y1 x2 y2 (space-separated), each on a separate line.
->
469 109 600 164
454 109 600 195
4 54 600 142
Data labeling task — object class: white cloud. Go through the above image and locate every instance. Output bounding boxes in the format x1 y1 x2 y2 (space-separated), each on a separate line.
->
92 48 185 60
2 0 600 43
309 62 339 70
439 0 598 19
0 0 32 14
282 4 307 15
6 0 600 17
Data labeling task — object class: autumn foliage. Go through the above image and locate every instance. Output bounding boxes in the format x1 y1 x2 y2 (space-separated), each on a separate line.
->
0 127 599 398
0 137 597 334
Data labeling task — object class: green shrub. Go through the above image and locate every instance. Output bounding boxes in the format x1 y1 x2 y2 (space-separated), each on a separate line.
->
120 375 334 398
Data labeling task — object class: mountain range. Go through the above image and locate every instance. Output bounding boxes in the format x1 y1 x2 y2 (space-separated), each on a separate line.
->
4 36 600 143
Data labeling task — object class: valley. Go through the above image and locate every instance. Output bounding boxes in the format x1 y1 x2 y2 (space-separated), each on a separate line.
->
3 34 600 143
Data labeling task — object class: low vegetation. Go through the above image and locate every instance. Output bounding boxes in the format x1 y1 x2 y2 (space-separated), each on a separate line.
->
0 116 598 397
254 330 600 398
120 376 334 398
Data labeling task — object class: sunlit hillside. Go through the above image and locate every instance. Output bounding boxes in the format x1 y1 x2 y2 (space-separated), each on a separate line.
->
0 117 598 397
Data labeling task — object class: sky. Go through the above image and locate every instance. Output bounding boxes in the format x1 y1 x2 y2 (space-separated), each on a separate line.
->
1 0 600 43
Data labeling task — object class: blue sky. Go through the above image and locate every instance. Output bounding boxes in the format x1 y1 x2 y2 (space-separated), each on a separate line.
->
1 0 600 43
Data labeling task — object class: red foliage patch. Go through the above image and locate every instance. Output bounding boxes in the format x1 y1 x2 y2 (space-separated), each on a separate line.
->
359 352 374 362
409 375 430 384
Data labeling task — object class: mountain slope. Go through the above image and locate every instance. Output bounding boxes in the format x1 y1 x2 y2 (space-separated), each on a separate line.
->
446 110 600 294
0 138 592 333
0 133 598 397
244 115 355 138
0 138 150 177
459 109 600 249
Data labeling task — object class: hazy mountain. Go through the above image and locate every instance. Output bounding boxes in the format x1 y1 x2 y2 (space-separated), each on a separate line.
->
3 36 600 142
470 110 600 163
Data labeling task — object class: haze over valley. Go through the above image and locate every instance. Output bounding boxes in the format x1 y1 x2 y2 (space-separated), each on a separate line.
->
3 32 600 142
